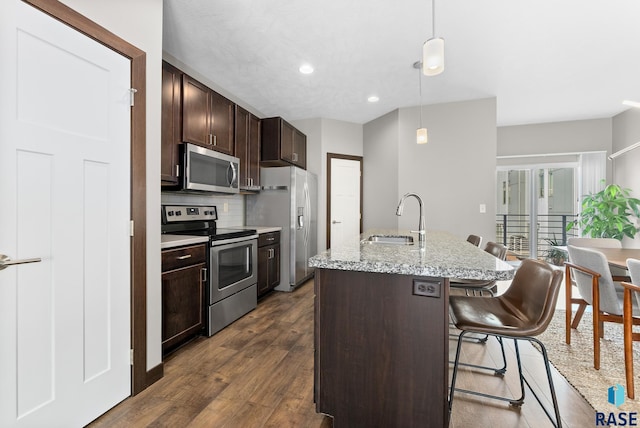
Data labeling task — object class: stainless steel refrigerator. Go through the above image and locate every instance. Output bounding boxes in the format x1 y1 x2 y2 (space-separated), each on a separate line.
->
246 166 317 292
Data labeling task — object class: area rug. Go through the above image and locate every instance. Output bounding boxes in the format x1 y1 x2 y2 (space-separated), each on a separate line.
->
539 310 640 412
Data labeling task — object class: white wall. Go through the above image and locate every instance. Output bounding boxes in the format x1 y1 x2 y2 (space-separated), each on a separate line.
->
613 108 640 248
59 0 164 370
498 118 612 157
397 98 498 241
363 110 400 230
293 118 363 252
363 98 498 242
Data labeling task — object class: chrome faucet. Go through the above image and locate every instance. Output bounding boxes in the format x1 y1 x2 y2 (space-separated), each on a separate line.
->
396 193 426 244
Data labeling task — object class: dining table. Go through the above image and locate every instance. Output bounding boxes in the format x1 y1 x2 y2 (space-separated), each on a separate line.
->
591 247 640 270
556 245 640 271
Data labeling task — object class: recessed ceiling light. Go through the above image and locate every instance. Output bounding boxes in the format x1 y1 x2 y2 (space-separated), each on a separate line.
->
299 64 314 74
623 100 640 108
367 96 379 103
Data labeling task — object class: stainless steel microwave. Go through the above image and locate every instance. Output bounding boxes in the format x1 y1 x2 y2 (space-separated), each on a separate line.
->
183 143 240 194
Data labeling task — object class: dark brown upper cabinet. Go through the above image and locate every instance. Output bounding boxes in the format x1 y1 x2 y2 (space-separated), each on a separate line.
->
261 117 307 169
235 105 261 191
182 75 234 156
161 61 182 186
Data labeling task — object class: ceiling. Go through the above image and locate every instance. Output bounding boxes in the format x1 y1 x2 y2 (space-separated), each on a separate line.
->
163 0 640 127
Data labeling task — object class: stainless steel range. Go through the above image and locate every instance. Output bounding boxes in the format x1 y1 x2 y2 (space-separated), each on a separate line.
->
161 205 258 336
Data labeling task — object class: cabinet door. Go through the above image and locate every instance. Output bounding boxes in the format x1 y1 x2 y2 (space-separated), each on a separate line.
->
234 105 250 187
268 244 281 289
161 263 205 351
161 62 182 185
293 128 306 169
182 75 210 147
257 246 270 296
248 113 261 188
210 91 235 155
280 120 295 163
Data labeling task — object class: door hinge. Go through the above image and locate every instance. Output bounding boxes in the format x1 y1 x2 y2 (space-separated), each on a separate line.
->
130 220 135 237
130 349 134 365
130 88 138 107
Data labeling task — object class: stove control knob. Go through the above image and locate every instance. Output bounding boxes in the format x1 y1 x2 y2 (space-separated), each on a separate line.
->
167 211 174 216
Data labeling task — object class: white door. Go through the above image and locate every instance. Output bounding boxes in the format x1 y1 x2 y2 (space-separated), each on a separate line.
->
329 158 361 248
0 1 131 426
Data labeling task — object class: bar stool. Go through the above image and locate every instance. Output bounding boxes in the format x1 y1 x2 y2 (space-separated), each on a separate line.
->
449 259 564 427
450 242 507 296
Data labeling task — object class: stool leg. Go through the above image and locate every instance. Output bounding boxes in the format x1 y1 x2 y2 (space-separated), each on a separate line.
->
528 337 562 428
448 329 467 413
510 339 526 406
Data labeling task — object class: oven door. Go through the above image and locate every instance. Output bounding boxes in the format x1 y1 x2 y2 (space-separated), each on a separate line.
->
209 237 257 304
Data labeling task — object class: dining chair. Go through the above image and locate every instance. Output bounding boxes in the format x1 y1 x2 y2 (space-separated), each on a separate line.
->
466 234 482 247
450 241 507 296
565 238 628 330
565 245 640 371
567 237 628 275
621 258 640 398
449 259 564 427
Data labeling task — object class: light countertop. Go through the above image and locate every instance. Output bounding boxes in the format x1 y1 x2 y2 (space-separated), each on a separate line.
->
161 234 209 250
309 229 514 281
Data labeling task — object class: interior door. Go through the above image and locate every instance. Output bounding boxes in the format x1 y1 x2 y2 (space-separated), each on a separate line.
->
329 156 362 249
0 1 131 426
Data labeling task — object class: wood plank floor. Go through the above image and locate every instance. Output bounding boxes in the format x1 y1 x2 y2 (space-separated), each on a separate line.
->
89 279 595 427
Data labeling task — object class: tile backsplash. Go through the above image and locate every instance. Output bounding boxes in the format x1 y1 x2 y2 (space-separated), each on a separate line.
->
161 192 245 228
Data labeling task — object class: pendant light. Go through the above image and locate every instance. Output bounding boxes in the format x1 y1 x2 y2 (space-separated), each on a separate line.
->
423 0 444 76
414 61 428 144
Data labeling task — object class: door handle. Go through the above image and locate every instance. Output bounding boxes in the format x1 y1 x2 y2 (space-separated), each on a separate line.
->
0 254 42 271
332 220 342 224
227 161 237 187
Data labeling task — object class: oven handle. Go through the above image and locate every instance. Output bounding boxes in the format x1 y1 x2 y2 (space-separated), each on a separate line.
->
211 234 258 247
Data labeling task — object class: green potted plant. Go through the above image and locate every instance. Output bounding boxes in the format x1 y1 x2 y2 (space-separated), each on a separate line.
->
542 234 567 266
567 182 640 240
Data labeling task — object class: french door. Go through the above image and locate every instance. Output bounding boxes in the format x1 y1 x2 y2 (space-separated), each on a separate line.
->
496 165 577 260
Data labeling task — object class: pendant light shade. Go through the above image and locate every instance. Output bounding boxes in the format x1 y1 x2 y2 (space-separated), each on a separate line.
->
423 38 444 76
416 127 428 144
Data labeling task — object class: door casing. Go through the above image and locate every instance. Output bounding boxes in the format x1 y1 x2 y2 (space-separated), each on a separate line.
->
326 153 363 249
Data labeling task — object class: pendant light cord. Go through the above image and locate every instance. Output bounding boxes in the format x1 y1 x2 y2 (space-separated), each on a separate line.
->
432 0 436 38
418 67 424 127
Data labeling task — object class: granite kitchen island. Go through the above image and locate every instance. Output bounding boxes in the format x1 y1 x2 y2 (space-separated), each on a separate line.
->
309 230 514 428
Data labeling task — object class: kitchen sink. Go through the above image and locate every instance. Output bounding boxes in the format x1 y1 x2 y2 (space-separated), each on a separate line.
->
363 234 414 245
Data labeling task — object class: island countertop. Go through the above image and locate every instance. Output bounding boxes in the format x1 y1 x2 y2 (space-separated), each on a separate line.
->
309 229 514 281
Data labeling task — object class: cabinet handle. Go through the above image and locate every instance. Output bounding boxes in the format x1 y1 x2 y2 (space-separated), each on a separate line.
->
213 135 217 146
292 153 298 162
177 254 192 260
266 237 275 241
201 267 207 282
175 164 180 177
208 134 213 145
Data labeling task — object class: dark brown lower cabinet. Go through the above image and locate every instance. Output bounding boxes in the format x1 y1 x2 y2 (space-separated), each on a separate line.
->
257 231 280 298
161 244 207 354
314 269 449 427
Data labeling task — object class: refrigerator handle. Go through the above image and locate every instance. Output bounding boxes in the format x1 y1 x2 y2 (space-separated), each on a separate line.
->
304 181 310 245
